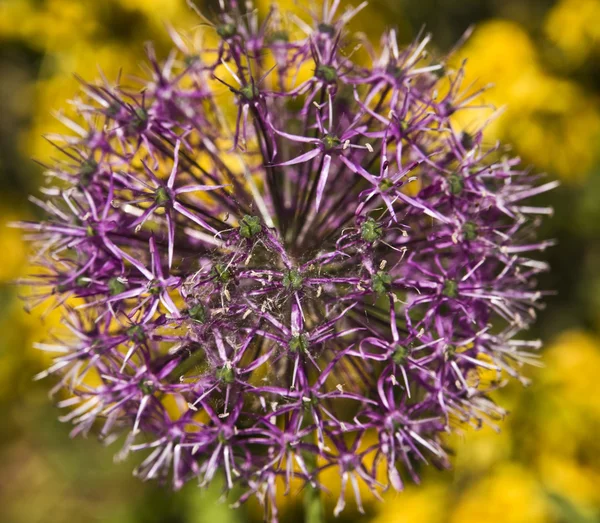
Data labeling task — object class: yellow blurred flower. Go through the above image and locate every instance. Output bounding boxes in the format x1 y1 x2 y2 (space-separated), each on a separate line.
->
0 213 27 283
533 331 600 509
450 424 512 477
374 483 449 523
545 0 600 66
0 0 195 161
25 43 142 160
542 330 600 418
449 463 551 523
119 0 183 19
538 455 600 510
0 0 97 52
455 20 600 181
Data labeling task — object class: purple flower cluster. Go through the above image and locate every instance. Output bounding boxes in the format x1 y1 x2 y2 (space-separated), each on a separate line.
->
18 0 555 519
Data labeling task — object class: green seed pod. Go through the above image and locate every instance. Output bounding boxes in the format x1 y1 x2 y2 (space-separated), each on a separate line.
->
448 174 464 195
361 218 382 243
392 345 409 365
463 221 477 241
239 215 262 238
216 364 235 384
289 334 309 353
322 134 341 151
212 263 232 284
239 83 260 102
108 277 127 296
372 271 392 294
155 187 170 206
283 269 303 290
316 64 337 83
442 279 458 298
217 23 237 39
188 302 207 324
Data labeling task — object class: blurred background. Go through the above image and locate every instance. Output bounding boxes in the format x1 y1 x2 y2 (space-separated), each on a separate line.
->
1 0 600 522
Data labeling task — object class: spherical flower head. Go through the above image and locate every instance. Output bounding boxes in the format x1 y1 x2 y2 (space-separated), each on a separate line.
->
16 0 555 520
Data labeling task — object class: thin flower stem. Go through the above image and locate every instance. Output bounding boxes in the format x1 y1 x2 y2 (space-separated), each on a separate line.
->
303 443 324 523
304 484 324 523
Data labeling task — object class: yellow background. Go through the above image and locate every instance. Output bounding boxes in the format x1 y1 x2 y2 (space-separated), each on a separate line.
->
1 1 599 521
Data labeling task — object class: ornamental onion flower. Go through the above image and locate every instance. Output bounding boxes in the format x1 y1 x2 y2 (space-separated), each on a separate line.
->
16 0 555 520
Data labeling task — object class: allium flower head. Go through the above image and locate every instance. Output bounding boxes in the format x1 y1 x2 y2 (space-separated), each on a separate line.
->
17 0 555 520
